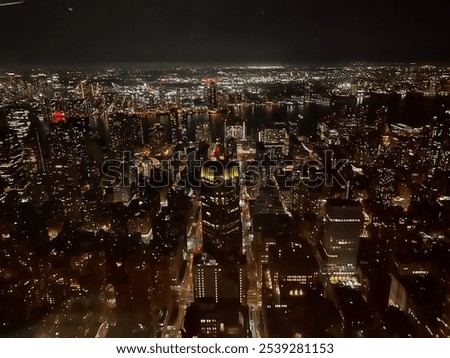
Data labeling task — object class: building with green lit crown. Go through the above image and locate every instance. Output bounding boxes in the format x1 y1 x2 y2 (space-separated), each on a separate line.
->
200 160 242 259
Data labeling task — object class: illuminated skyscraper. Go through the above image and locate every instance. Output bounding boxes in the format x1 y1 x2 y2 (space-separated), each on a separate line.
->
6 108 31 145
5 108 40 176
0 127 25 194
169 108 179 144
108 115 143 158
206 78 218 109
48 121 86 167
147 123 167 154
319 199 364 283
372 167 395 207
200 160 241 258
180 113 188 142
47 118 87 214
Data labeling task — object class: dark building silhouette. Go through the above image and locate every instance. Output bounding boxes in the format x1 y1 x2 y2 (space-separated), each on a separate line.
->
266 241 320 302
184 299 248 338
200 160 241 259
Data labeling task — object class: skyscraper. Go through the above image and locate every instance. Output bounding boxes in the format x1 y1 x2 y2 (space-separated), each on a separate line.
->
206 78 218 109
319 199 364 283
47 119 86 216
193 253 247 304
108 115 143 158
48 121 85 167
0 127 25 194
169 108 179 144
6 108 31 145
200 160 241 258
147 123 167 154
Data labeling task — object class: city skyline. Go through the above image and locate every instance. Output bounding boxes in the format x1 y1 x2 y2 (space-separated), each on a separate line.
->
1 63 449 338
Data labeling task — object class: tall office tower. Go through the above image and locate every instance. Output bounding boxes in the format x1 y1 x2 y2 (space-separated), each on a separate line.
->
180 113 188 142
303 84 311 104
48 119 86 168
6 108 40 176
169 108 179 144
206 78 218 109
108 115 143 158
47 119 85 216
374 106 389 135
200 160 242 258
429 76 437 95
372 167 395 208
158 80 165 108
224 120 245 160
175 87 181 108
0 127 25 194
147 123 167 154
48 122 69 165
320 199 364 283
426 114 450 173
193 253 247 304
6 108 32 145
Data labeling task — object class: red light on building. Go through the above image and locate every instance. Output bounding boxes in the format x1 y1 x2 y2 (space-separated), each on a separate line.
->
195 247 203 254
53 111 65 123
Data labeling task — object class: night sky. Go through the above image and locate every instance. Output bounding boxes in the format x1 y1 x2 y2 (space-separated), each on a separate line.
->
1 0 450 65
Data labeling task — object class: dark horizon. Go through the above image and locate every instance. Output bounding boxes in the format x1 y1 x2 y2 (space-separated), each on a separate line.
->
1 0 450 66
